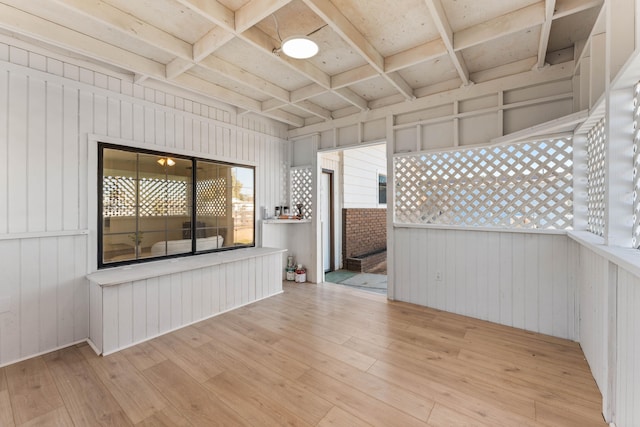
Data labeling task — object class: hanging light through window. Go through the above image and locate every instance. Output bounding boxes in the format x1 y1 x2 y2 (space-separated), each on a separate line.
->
157 157 175 166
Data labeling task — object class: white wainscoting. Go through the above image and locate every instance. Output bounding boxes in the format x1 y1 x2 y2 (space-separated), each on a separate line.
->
0 41 289 367
616 268 640 426
393 226 576 340
88 248 285 355
0 234 88 366
568 233 640 427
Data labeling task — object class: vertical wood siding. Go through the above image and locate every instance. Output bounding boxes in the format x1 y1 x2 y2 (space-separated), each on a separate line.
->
91 251 282 355
616 268 640 426
0 43 288 367
393 227 576 339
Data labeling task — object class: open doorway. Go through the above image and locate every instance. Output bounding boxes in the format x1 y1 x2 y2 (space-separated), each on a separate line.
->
319 143 387 295
321 169 334 273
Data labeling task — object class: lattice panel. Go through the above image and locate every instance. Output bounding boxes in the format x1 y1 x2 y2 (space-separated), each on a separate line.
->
587 118 606 237
103 176 187 217
394 137 574 229
290 167 312 219
197 177 227 217
633 82 640 247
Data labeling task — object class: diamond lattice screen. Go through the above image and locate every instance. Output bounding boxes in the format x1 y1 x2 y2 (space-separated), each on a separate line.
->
633 82 640 247
587 118 606 237
394 137 574 229
290 167 312 219
103 176 187 216
197 177 227 217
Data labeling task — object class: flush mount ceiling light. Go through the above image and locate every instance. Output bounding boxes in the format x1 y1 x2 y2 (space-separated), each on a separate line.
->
280 36 319 59
157 157 175 166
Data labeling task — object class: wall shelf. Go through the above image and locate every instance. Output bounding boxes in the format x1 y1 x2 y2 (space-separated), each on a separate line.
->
262 219 311 224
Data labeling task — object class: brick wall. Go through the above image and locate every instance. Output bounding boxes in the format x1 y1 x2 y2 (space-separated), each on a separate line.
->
342 208 387 258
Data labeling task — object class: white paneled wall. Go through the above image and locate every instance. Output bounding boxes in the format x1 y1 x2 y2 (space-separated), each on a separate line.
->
0 234 88 365
569 236 640 427
616 268 640 426
393 227 575 339
0 42 289 367
574 242 609 391
89 249 283 355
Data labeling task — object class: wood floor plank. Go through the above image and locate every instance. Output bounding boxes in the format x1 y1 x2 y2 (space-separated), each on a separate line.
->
204 371 314 426
142 360 251 426
535 401 605 427
272 336 433 422
0 389 15 427
317 406 372 427
149 332 225 383
427 403 494 427
0 368 15 427
197 341 333 425
18 407 73 427
134 406 192 427
120 341 167 372
297 368 429 427
4 357 64 425
43 347 132 426
78 345 168 424
367 360 541 427
195 320 311 381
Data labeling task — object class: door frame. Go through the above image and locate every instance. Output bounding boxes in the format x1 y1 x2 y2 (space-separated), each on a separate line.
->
322 168 335 272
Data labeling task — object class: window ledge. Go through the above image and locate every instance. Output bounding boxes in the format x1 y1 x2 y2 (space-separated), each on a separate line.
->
87 247 287 287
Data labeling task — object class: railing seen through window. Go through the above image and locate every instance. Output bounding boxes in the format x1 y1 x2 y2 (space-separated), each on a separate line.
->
100 144 255 267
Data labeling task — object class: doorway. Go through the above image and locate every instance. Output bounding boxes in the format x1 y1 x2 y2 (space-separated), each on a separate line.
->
321 169 334 273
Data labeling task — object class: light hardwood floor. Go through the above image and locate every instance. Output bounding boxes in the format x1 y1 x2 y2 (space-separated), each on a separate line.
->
0 282 605 426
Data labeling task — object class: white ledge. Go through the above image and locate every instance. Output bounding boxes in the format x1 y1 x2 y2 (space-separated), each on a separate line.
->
394 222 567 235
568 231 640 279
263 219 311 224
87 247 287 287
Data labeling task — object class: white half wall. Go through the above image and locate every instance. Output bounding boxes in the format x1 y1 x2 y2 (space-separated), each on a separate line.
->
393 226 576 340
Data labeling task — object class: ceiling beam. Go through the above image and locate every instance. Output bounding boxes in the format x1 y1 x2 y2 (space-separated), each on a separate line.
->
553 0 603 19
384 39 447 73
536 0 557 69
174 0 235 31
302 0 415 100
49 0 193 60
454 2 545 51
235 0 293 33
424 0 470 86
0 3 165 78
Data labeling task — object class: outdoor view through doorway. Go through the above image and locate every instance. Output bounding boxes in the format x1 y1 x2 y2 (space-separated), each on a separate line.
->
320 143 387 295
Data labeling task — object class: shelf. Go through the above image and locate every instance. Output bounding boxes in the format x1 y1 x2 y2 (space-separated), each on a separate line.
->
263 219 311 224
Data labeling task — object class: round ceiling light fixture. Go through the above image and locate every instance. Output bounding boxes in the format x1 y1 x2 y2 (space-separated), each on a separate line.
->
281 36 319 59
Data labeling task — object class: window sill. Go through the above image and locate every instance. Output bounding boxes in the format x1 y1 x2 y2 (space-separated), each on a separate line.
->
87 247 287 287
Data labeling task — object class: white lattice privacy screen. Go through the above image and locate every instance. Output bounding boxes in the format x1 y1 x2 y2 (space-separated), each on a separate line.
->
587 118 606 237
394 137 574 229
290 167 313 219
633 82 640 247
103 176 188 217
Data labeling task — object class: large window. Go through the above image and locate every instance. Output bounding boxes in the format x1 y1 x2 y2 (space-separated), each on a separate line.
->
99 144 255 267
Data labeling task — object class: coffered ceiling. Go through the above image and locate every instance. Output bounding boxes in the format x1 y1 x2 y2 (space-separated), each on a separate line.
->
0 0 602 128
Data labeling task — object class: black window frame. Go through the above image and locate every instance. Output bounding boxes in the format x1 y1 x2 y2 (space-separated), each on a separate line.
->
378 172 387 205
98 143 255 268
